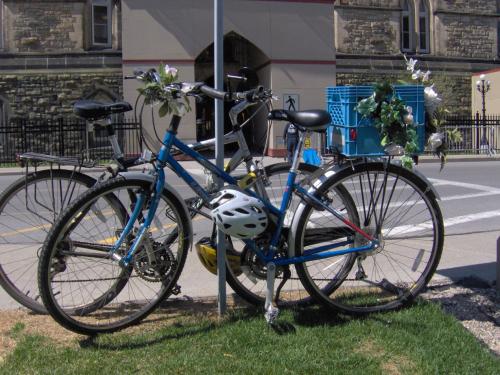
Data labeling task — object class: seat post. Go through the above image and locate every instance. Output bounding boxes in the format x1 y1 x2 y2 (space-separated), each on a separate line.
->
290 130 308 173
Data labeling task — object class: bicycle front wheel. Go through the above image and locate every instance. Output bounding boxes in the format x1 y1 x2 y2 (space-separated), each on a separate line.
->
294 162 444 314
0 169 97 313
38 177 190 335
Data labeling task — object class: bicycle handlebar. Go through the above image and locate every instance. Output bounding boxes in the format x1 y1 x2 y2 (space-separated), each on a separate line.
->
129 68 272 103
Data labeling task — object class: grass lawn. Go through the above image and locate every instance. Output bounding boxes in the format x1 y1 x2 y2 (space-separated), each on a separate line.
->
0 300 498 375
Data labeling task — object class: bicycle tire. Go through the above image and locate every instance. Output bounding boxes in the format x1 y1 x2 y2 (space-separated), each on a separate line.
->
0 169 97 313
225 162 358 307
38 177 190 335
294 161 444 314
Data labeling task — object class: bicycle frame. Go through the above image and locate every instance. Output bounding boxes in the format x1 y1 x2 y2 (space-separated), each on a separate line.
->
114 110 379 268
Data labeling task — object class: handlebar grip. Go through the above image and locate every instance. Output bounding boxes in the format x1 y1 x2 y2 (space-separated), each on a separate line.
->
199 85 230 101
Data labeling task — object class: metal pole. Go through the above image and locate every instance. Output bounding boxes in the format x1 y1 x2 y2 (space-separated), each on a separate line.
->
214 0 227 316
497 237 500 291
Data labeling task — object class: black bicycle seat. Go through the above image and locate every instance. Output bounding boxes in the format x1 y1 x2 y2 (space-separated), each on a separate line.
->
268 109 331 132
73 100 133 120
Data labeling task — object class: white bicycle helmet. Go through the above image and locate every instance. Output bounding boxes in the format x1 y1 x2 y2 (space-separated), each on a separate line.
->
210 187 268 239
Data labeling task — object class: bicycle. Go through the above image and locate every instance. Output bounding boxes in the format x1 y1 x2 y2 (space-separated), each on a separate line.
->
37 76 444 335
0 79 319 314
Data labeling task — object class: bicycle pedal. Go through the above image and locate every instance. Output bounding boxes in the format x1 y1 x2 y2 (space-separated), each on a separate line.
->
171 284 181 295
264 305 280 325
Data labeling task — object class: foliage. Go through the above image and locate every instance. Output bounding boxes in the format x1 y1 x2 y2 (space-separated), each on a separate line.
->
137 64 191 117
356 81 418 169
356 55 461 170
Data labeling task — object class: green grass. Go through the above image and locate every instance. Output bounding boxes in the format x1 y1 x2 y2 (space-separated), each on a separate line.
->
0 301 498 375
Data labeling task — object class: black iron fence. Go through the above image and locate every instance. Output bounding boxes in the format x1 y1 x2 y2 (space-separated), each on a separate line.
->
437 114 500 155
0 117 142 166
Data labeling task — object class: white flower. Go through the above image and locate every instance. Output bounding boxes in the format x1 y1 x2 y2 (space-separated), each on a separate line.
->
164 64 178 77
384 143 405 156
412 70 424 81
406 58 418 72
422 70 431 82
428 132 444 151
403 113 414 125
424 85 442 115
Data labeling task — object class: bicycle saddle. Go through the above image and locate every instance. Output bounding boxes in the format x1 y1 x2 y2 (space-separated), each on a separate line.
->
73 100 133 120
268 109 331 132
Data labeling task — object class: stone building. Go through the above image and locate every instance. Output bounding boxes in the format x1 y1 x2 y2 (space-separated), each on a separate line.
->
335 0 500 115
0 0 122 123
1 0 500 155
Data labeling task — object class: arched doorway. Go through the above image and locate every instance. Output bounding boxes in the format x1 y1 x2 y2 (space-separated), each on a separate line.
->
194 32 270 152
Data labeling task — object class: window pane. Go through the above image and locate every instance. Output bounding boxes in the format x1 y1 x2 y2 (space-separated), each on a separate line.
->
93 5 108 24
93 5 109 45
94 25 108 44
403 33 410 50
420 32 427 50
498 22 500 56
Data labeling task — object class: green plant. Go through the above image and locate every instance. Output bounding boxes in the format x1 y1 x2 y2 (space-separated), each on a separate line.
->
137 64 191 117
356 81 418 169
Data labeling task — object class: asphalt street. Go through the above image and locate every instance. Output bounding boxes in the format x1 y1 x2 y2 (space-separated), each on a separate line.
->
0 159 498 310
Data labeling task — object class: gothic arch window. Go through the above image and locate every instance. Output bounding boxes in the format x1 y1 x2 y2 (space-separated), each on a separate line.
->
401 0 414 52
418 0 430 53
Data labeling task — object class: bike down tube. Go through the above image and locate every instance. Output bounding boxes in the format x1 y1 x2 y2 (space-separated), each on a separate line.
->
114 117 179 266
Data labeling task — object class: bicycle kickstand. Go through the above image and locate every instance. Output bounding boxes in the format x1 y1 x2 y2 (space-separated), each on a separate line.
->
264 262 279 325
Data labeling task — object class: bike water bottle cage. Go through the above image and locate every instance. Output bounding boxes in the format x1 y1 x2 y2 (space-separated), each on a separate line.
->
210 187 268 239
268 109 331 132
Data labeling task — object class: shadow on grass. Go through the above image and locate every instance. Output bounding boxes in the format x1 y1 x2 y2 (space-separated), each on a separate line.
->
77 298 450 350
79 302 262 350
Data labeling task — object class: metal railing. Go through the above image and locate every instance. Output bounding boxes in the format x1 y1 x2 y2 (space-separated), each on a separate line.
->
436 114 500 155
0 117 142 166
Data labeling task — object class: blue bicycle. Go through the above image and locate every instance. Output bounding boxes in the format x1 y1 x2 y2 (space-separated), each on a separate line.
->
38 76 444 335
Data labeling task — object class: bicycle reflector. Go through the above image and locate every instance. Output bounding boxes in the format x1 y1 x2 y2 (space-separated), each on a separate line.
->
350 128 357 141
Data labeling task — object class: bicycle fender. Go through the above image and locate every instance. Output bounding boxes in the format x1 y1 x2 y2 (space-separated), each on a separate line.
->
117 171 193 248
411 168 441 200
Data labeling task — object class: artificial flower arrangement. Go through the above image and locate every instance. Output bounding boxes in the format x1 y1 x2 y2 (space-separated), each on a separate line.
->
137 64 191 117
356 55 461 169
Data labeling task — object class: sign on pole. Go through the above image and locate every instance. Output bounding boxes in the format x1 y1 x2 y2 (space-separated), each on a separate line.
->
283 94 299 111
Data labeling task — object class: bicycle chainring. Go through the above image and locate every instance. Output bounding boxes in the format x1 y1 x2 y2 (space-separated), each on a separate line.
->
133 242 176 282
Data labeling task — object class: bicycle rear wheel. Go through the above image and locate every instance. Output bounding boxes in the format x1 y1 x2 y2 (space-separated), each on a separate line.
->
226 162 357 307
294 162 444 314
0 169 96 313
38 177 190 335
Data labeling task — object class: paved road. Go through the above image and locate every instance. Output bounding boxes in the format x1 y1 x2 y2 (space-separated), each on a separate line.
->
0 159 498 310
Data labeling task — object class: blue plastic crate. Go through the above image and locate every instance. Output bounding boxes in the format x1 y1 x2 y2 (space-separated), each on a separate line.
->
326 85 425 157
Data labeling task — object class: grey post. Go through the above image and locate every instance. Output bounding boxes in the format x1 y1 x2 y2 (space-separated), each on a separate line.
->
214 0 227 315
497 237 500 291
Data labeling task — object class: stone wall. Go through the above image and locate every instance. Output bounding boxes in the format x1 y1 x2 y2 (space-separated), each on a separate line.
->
439 15 495 58
438 0 498 13
336 72 471 115
5 1 85 53
0 71 123 120
335 8 400 54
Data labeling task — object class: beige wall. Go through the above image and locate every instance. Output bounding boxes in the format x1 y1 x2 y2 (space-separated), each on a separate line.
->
122 0 336 150
471 70 500 116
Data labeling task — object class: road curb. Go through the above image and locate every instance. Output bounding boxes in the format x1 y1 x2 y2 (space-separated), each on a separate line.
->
0 155 499 176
